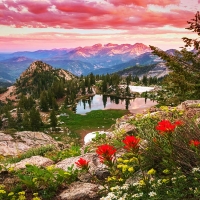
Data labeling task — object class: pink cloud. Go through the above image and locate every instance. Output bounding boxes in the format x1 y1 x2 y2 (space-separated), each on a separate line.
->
2 0 51 14
22 1 50 14
107 0 180 7
0 3 194 30
0 0 196 31
54 1 109 15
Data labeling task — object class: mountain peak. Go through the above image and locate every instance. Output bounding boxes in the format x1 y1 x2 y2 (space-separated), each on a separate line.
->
20 60 53 77
104 43 117 47
20 61 75 81
133 42 148 46
92 43 102 48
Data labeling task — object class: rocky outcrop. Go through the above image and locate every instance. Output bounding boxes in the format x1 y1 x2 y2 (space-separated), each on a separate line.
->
59 182 99 200
179 100 200 118
0 131 60 156
113 115 136 135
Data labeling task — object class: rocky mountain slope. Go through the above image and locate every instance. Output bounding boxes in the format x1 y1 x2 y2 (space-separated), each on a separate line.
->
12 60 76 100
19 60 75 81
116 62 168 78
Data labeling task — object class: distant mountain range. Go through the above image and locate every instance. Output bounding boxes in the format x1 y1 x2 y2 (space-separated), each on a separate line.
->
0 43 170 83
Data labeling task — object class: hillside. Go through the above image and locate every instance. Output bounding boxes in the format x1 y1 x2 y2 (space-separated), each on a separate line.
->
116 62 168 78
15 60 76 98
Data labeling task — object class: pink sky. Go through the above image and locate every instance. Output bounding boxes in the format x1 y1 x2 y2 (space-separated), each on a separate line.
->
0 0 199 52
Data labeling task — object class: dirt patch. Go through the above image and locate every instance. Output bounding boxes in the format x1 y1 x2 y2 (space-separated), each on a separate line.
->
0 86 17 102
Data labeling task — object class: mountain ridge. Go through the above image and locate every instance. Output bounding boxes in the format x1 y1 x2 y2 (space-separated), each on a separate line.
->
0 43 169 82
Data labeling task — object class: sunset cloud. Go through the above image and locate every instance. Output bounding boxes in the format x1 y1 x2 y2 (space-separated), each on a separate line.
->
107 0 180 7
0 0 194 29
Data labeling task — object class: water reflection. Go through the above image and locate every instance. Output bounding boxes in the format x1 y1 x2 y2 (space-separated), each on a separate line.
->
75 95 157 114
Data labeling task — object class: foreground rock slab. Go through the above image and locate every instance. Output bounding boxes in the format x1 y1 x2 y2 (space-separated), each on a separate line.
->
59 182 99 200
0 131 60 156
9 156 54 170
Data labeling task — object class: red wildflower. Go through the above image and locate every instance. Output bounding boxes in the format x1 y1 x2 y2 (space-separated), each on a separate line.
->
122 135 140 151
174 120 183 126
75 158 90 170
153 137 157 143
156 119 182 134
96 144 116 164
190 140 200 147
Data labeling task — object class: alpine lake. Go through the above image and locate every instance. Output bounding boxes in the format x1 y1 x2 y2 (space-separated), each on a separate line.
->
59 86 157 144
75 94 156 115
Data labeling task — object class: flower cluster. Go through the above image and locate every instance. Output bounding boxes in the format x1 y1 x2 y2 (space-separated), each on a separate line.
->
122 135 140 151
96 144 116 164
75 158 90 170
190 140 200 147
156 119 182 134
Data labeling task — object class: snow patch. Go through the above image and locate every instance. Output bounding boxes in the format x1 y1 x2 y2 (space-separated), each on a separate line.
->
84 131 109 144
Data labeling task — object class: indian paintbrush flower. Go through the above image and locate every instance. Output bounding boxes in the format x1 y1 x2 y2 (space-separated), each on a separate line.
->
122 135 140 151
75 158 90 170
96 144 116 164
190 140 200 147
156 119 182 135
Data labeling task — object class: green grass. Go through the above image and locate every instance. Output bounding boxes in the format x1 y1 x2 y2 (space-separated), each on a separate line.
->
60 109 129 132
1 145 55 164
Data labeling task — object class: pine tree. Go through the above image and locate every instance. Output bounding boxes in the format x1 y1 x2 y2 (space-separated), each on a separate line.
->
50 109 57 130
142 75 148 86
39 91 49 112
6 111 16 129
52 97 59 111
16 107 23 125
150 12 200 105
0 117 2 129
22 111 31 130
89 73 96 85
29 107 42 131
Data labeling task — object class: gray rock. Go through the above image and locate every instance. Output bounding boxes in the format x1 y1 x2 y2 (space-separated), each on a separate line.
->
14 131 59 147
9 156 54 170
0 131 60 156
56 153 105 173
59 182 99 200
95 169 110 180
118 123 136 134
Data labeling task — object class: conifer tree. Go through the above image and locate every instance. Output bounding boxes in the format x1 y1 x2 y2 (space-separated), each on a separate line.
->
29 107 42 131
39 91 49 112
150 12 200 105
142 75 148 86
50 109 57 130
6 111 16 129
89 73 95 85
0 117 2 129
52 97 59 111
22 111 30 130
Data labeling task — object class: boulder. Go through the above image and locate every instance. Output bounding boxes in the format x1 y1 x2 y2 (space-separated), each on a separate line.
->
9 156 54 170
117 123 136 134
59 182 99 200
56 153 105 174
14 131 59 147
180 100 200 118
0 131 60 156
